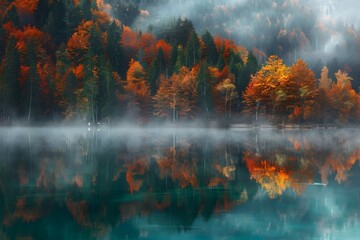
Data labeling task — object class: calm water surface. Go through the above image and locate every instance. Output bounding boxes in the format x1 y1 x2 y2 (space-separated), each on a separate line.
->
1 127 360 240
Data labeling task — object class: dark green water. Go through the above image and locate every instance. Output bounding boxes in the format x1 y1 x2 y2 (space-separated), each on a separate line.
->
1 127 360 240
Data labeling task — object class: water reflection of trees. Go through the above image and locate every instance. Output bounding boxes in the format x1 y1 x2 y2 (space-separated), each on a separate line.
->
0 130 360 239
243 131 360 198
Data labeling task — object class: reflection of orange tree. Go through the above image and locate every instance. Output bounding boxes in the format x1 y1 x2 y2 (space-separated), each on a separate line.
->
289 132 360 185
156 146 198 188
0 137 252 236
245 133 360 198
244 150 313 198
125 158 149 193
3 197 42 226
66 198 91 227
319 146 360 184
245 152 292 199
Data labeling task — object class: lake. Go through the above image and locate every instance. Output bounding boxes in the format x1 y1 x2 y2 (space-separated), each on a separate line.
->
1 127 360 240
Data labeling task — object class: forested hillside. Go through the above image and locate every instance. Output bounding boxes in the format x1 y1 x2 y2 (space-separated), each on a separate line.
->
0 0 359 124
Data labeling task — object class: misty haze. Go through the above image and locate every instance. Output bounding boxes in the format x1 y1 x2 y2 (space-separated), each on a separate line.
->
1 0 360 239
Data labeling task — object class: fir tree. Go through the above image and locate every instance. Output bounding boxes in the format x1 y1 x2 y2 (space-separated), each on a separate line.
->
196 62 213 118
202 31 218 66
1 37 20 120
3 6 19 27
107 21 124 73
168 43 178 76
148 48 165 95
44 0 67 45
83 48 99 122
25 39 41 121
185 31 201 68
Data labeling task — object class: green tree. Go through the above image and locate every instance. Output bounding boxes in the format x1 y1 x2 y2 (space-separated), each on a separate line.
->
159 18 195 47
83 49 99 122
216 47 225 70
168 43 178 76
185 31 201 68
25 39 41 121
89 25 104 57
107 21 124 73
228 50 245 91
196 62 213 118
148 48 165 95
54 43 76 118
35 0 50 28
230 51 258 110
0 23 5 60
202 31 218 66
3 5 19 27
1 37 20 120
44 0 67 45
97 56 118 122
246 51 259 79
174 45 185 73
64 1 82 39
80 0 93 20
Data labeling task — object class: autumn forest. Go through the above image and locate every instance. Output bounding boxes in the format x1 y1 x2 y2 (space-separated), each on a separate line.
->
3 1 360 239
1 0 360 125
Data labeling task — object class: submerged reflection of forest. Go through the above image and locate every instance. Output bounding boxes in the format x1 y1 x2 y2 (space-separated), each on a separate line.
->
1 128 360 239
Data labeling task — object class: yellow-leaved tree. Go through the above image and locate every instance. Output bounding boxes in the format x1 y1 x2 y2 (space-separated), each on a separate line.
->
243 55 289 120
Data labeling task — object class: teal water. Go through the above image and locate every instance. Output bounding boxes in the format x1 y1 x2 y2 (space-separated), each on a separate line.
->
1 127 360 240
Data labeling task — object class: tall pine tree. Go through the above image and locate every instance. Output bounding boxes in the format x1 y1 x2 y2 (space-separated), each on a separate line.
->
202 31 218 66
196 62 213 118
185 31 201 68
1 37 20 120
25 39 41 121
148 48 165 95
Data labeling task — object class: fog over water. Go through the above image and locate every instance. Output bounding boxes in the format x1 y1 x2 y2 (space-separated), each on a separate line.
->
1 127 360 239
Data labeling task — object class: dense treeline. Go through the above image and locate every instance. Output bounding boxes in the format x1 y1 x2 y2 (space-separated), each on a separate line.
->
0 0 359 124
244 57 360 123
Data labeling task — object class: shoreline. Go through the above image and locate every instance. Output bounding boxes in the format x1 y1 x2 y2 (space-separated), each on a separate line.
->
0 123 358 130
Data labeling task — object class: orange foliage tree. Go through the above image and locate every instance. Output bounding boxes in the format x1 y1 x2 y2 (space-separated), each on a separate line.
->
120 27 158 64
120 26 140 56
243 56 319 122
66 21 92 64
124 59 150 116
328 70 359 123
153 67 198 120
11 26 53 59
317 66 333 122
14 0 39 14
243 55 289 119
286 59 318 121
